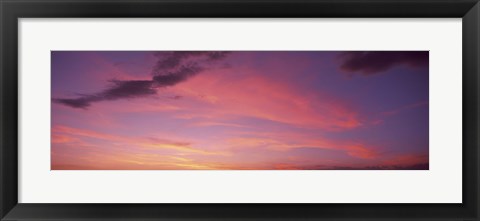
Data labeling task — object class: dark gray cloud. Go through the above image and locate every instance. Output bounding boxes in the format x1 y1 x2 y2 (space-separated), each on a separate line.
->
54 51 231 109
151 51 229 75
152 64 204 87
338 51 428 76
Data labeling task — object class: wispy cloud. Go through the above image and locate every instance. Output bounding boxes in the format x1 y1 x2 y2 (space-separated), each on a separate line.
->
54 51 230 109
225 131 378 159
382 101 428 116
171 71 363 131
52 125 227 156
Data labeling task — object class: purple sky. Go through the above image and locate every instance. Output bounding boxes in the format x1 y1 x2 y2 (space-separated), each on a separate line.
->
51 51 429 170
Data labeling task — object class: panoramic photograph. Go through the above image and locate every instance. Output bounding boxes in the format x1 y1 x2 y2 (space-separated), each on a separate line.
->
51 51 429 170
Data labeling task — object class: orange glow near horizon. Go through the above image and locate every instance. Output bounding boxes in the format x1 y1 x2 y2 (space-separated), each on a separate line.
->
51 51 429 170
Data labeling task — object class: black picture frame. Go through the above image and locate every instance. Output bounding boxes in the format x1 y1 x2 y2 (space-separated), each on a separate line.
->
1 0 479 220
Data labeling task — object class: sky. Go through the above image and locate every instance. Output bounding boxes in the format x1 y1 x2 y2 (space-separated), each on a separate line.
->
51 51 429 170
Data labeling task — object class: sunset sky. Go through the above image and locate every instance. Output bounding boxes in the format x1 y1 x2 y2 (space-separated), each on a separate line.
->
51 51 429 170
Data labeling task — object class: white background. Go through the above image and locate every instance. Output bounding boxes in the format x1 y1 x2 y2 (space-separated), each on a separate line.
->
19 18 462 203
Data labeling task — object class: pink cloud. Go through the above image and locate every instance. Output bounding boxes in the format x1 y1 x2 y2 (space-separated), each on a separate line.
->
382 101 428 116
169 69 362 131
